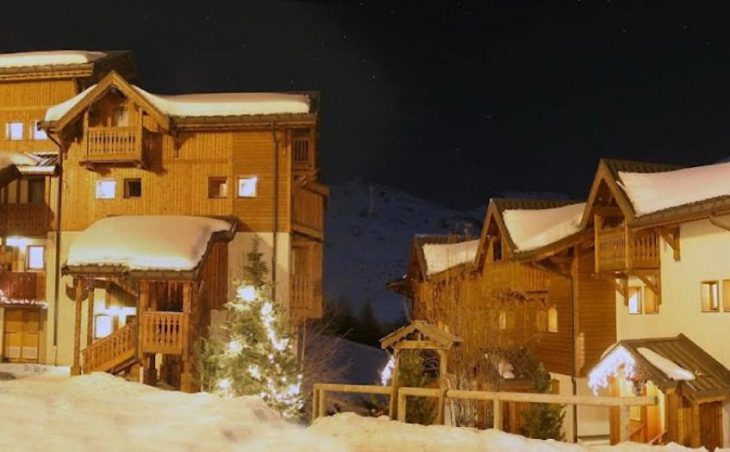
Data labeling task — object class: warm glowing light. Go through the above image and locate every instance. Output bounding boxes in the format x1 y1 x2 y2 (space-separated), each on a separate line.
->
588 346 636 394
228 340 243 355
218 378 231 392
237 285 257 302
6 236 29 250
380 355 395 386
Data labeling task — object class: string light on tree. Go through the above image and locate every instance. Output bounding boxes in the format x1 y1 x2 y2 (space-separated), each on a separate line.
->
200 240 304 419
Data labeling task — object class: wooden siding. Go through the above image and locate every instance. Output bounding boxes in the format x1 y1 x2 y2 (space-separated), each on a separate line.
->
0 80 77 153
290 238 323 324
534 274 573 376
61 128 294 232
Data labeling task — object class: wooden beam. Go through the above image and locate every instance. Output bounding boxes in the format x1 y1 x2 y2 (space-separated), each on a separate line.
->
614 277 629 306
71 278 84 376
636 272 660 297
86 284 94 347
659 227 681 261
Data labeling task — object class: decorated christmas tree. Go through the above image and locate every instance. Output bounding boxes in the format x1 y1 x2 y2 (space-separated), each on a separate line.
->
200 240 304 419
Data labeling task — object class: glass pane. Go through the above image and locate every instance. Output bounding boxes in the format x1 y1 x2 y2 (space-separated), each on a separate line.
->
628 287 642 314
237 176 257 197
95 180 116 199
27 246 44 270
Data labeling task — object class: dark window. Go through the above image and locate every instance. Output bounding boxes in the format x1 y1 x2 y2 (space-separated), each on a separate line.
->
124 179 142 198
208 177 228 198
27 178 45 204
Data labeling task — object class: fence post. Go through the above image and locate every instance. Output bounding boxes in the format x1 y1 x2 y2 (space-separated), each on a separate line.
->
619 404 630 442
318 387 327 419
493 399 503 430
311 388 319 422
397 389 407 423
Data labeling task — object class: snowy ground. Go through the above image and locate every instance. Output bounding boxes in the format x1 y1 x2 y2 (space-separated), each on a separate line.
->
0 366 707 451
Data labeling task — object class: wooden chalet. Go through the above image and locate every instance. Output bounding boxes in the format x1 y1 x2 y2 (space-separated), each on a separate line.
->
0 50 328 391
0 51 134 364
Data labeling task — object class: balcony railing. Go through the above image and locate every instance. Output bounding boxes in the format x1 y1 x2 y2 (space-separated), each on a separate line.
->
293 188 324 238
84 126 147 164
292 137 315 173
291 275 323 316
82 321 136 374
0 271 46 300
0 203 53 236
140 311 184 355
596 228 660 273
487 261 549 294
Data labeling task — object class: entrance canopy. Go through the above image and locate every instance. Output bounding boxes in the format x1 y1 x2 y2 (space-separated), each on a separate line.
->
64 215 235 279
588 334 730 402
380 320 462 351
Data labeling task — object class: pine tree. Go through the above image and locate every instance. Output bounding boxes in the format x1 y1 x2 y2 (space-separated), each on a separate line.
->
200 240 304 419
519 363 565 440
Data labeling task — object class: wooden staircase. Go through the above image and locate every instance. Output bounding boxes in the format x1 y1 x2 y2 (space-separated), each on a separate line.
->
82 321 138 375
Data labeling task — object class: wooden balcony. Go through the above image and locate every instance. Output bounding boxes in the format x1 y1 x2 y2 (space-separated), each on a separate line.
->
292 135 315 174
293 188 324 239
140 311 184 355
291 275 323 323
0 203 53 236
0 271 46 300
596 228 660 273
82 126 150 166
487 261 549 294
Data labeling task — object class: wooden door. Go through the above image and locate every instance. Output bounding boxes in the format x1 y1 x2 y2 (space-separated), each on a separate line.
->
699 401 723 450
3 308 40 363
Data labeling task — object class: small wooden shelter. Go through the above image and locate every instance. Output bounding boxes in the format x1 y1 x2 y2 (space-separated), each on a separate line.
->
380 320 462 422
588 334 730 449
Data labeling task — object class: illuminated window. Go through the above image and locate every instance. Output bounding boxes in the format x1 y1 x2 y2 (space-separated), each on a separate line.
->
644 288 659 314
6 122 23 140
628 287 642 314
701 281 720 312
32 121 47 140
26 246 44 270
237 176 258 198
94 314 113 339
123 179 142 198
208 177 228 198
498 311 507 330
547 307 558 333
95 180 116 199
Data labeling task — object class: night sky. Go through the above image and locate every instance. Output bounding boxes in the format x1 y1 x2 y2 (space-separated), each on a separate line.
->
4 1 730 209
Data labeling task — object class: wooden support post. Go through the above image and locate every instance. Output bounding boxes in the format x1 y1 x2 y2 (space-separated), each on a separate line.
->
71 279 83 376
619 405 631 443
388 351 401 420
138 281 150 359
311 388 319 422
624 224 633 271
397 390 407 423
180 283 194 392
436 349 448 425
86 283 94 347
318 387 327 419
594 213 602 272
690 403 701 448
493 399 503 430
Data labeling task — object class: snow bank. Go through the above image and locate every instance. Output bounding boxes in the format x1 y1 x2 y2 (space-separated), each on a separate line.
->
44 84 310 121
422 239 479 275
0 151 37 171
619 161 730 216
502 203 586 252
0 372 341 452
637 348 695 381
66 216 231 271
0 50 106 68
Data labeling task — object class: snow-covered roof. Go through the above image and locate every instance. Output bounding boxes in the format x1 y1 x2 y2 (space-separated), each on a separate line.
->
0 151 38 171
502 202 586 252
421 239 479 276
44 83 310 122
66 216 232 272
637 347 694 381
0 50 106 69
619 161 730 216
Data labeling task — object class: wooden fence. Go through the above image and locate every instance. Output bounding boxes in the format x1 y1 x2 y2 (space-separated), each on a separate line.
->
312 383 655 443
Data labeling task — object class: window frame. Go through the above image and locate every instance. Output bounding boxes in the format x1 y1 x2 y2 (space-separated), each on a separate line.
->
6 122 23 141
123 178 142 199
701 281 720 313
628 286 642 315
208 176 229 199
32 121 47 140
723 280 730 312
236 175 258 198
95 179 117 200
547 306 558 333
643 287 659 315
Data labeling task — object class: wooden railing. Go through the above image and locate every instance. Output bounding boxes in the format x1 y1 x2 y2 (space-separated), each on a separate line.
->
140 311 184 355
291 275 322 312
85 126 143 163
293 188 324 237
488 261 548 293
0 271 45 300
596 228 660 272
0 203 53 236
312 383 655 444
82 321 136 374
